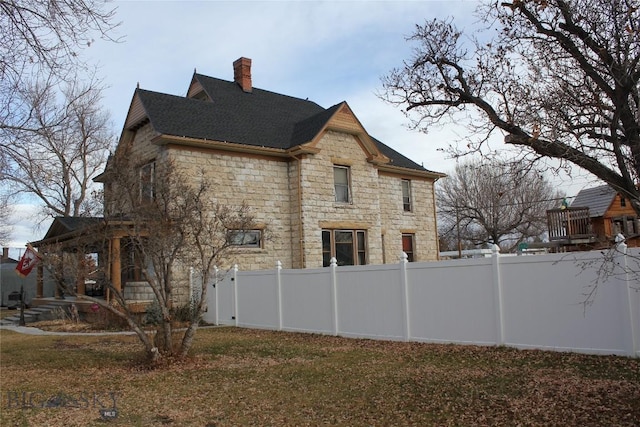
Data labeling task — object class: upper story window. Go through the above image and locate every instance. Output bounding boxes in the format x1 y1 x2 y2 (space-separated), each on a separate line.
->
229 230 262 248
139 161 155 203
334 165 351 203
401 179 412 212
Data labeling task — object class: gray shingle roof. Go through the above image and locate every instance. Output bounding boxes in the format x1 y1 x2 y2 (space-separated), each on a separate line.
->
570 184 617 217
132 73 437 174
33 217 104 244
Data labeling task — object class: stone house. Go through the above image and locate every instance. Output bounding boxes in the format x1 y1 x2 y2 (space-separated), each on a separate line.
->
105 57 444 270
32 57 443 306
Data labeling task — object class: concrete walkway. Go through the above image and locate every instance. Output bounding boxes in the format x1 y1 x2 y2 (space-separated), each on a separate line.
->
0 323 139 336
0 323 223 336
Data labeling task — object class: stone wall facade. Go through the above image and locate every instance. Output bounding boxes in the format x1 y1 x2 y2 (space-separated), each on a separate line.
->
300 130 384 266
378 173 439 262
168 146 294 271
108 123 440 305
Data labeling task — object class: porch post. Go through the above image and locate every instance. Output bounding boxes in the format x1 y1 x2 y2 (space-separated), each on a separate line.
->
54 257 63 299
76 251 86 296
36 264 43 298
111 237 122 301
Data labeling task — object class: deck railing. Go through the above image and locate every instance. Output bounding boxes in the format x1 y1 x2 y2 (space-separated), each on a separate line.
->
546 207 594 241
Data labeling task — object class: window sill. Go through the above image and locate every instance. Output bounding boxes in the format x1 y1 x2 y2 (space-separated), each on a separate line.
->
228 247 265 254
334 202 354 209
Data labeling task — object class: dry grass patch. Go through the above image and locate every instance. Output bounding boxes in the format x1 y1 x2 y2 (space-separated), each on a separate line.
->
1 327 638 426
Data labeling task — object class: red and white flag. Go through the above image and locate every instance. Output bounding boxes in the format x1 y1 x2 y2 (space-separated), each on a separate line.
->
15 245 40 278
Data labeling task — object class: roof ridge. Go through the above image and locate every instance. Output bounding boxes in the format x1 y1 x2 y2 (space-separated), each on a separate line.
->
194 73 323 107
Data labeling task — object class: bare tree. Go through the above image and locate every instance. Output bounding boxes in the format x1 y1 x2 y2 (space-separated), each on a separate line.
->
178 197 262 358
381 1 640 210
0 151 13 243
0 76 115 218
0 195 13 245
42 158 262 364
1 0 119 132
437 158 562 251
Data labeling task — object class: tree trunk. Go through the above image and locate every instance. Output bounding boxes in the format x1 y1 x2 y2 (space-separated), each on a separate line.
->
178 270 210 359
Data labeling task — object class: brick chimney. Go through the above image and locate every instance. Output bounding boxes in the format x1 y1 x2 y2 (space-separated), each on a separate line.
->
233 57 252 93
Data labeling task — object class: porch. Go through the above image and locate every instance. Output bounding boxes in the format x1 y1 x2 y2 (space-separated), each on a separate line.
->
29 217 156 316
31 288 153 316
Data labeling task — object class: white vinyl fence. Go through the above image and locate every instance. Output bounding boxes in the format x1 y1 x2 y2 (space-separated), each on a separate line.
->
204 245 640 357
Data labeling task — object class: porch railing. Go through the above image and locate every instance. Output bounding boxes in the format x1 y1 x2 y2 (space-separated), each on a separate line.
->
546 207 594 241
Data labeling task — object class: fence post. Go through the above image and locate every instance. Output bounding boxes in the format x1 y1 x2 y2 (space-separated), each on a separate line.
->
276 260 283 331
491 244 505 345
618 242 638 357
233 264 239 327
400 252 411 342
213 265 219 325
330 257 339 336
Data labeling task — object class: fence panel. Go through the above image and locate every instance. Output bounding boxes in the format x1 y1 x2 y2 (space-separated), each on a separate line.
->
279 268 333 334
336 264 404 340
408 259 498 345
237 270 279 329
499 251 635 355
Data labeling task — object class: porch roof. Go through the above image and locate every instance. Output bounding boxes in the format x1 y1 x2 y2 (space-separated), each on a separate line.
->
31 217 134 248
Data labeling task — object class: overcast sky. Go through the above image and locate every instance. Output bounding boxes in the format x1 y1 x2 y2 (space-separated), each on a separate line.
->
6 0 601 251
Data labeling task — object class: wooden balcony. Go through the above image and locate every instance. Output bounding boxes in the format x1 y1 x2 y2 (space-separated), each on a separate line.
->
546 207 595 242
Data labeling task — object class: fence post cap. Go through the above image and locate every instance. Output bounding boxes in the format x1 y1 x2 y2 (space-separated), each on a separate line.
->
330 257 337 267
400 252 408 263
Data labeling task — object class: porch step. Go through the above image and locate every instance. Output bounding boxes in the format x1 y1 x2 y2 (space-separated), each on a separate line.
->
0 303 71 326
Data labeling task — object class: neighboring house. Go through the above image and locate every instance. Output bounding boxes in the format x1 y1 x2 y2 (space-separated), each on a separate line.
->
546 184 640 250
32 57 444 306
1 248 53 306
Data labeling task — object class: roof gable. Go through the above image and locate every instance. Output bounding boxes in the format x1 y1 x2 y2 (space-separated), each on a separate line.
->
300 103 389 165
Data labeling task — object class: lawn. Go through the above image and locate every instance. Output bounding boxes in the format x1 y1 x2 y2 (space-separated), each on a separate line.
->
1 326 639 426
